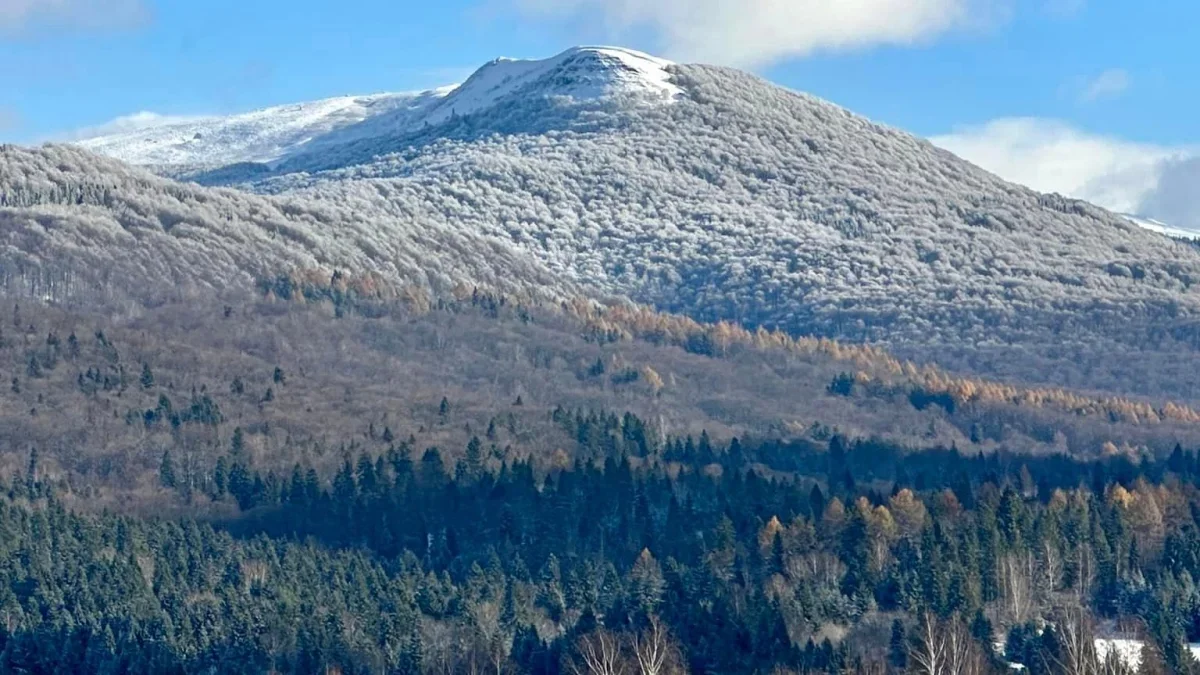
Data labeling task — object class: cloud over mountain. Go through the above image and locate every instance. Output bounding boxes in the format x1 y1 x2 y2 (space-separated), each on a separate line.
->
512 0 994 67
1140 156 1200 230
932 117 1198 226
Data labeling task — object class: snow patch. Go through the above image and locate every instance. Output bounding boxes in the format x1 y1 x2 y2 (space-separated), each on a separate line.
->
1094 638 1144 670
1005 638 1147 671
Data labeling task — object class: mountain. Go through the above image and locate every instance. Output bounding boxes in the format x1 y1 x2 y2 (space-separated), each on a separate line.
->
43 47 1200 399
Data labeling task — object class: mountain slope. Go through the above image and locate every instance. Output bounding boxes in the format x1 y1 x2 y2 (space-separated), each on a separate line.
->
51 48 1200 398
74 91 451 169
0 144 568 306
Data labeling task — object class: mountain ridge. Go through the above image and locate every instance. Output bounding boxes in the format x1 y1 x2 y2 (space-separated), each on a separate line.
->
74 91 442 168
74 49 1195 241
74 46 679 172
14 47 1200 399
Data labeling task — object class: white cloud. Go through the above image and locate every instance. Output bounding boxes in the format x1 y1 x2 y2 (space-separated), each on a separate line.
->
931 118 1199 227
1080 68 1131 102
1140 157 1200 231
58 111 204 142
514 0 1005 67
0 0 149 32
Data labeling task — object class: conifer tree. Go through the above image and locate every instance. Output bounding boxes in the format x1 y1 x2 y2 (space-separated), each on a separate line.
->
159 450 177 489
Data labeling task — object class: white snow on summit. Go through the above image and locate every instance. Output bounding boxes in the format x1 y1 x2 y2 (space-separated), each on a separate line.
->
74 47 679 169
421 46 680 126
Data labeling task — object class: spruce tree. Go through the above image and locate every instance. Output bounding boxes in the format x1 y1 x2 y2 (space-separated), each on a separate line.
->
888 619 907 669
159 450 177 489
26 355 41 379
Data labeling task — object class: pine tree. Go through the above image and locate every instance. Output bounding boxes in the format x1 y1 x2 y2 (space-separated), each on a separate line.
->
628 548 666 618
26 354 41 379
140 363 154 390
770 530 786 576
26 447 39 495
159 450 177 489
231 427 246 458
212 456 228 498
888 619 907 669
228 461 253 509
398 629 423 675
463 437 484 482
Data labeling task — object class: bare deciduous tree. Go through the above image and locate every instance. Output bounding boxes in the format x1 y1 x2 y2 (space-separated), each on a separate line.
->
1051 605 1102 675
630 616 683 675
1000 551 1036 624
944 617 986 675
569 628 629 675
1076 544 1097 605
909 612 945 675
1042 539 1063 595
910 613 985 675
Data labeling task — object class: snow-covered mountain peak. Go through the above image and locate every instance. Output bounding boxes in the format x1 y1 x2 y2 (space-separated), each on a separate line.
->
419 46 680 127
72 46 680 169
476 46 677 99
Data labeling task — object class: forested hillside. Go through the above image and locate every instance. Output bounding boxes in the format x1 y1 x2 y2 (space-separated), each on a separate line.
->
6 280 1200 508
10 44 1200 675
0 278 1198 671
8 396 1200 673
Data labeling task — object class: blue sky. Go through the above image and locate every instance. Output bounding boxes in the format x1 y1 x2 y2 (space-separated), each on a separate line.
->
1 0 1196 223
